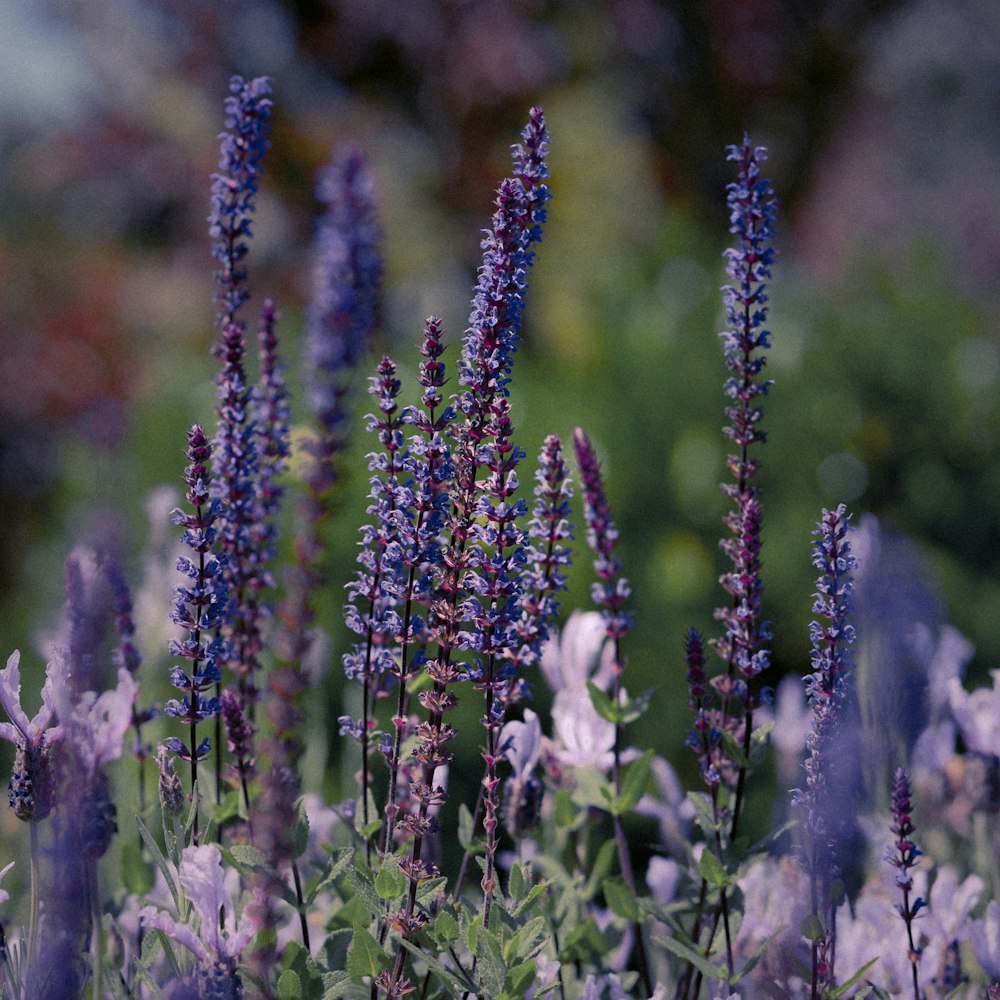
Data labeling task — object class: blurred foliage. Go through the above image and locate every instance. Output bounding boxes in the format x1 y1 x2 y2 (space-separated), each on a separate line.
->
3 0 1000 824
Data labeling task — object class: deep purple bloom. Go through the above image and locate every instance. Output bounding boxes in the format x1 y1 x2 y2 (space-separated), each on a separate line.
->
720 135 776 484
886 766 925 1000
794 503 858 992
167 426 229 771
303 147 382 496
208 75 272 326
512 434 574 669
573 427 632 642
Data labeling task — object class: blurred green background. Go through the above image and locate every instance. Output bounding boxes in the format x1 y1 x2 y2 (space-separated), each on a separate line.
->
2 0 1000 839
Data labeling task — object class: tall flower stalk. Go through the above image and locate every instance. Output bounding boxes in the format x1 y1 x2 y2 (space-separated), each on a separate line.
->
680 137 776 999
165 425 229 842
573 426 650 995
796 503 858 999
887 765 925 1000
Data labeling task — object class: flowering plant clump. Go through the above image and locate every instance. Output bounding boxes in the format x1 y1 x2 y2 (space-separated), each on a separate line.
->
3 73 1000 1000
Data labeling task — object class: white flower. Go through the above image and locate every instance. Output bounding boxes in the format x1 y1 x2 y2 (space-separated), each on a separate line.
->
0 650 62 751
635 756 695 858
539 611 615 695
550 687 616 772
948 669 1000 756
142 844 256 965
501 709 543 779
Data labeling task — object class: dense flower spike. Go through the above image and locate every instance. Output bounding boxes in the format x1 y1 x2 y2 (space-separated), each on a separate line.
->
209 75 272 326
719 135 776 485
251 298 291 586
513 434 574 669
887 766 925 1000
303 147 383 497
573 427 632 642
167 426 229 834
796 503 858 998
213 314 263 711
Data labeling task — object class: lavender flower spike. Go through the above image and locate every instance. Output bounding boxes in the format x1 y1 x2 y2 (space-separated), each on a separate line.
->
209 75 272 326
887 765 924 1000
303 147 382 497
573 427 632 642
720 135 776 491
795 503 858 998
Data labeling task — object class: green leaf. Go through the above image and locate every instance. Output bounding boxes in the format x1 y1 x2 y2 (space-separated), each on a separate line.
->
559 918 608 965
653 934 726 983
475 926 506 997
825 957 879 998
136 818 180 911
585 838 618 899
799 913 825 943
508 960 536 997
291 799 311 860
603 877 640 922
553 788 577 828
121 840 154 895
277 970 303 1000
587 682 621 723
719 729 749 770
396 936 477 994
416 876 449 907
509 861 527 902
374 855 408 900
432 909 460 944
614 749 654 815
346 866 382 918
458 803 476 850
619 687 655 725
511 881 549 919
345 927 389 980
687 791 719 837
225 844 271 875
696 849 730 888
211 789 242 825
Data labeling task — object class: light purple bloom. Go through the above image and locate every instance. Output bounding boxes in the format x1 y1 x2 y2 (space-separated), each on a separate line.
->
142 843 257 992
539 610 615 696
0 650 62 752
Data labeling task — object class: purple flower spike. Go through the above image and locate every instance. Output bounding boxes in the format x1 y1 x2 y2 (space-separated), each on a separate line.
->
209 75 272 326
573 427 632 642
168 425 230 826
720 136 776 483
887 765 925 1000
794 503 858 994
514 434 573 668
303 147 382 496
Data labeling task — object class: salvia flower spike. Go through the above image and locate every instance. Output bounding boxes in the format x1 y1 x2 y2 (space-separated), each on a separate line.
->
887 765 925 1000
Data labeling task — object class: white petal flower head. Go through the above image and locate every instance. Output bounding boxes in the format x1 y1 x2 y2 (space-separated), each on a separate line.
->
45 650 138 776
0 650 62 750
501 709 542 778
550 687 616 772
143 844 255 965
539 611 615 695
948 669 1000 757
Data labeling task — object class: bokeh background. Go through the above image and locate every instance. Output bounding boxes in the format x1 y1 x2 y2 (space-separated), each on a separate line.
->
3 0 1000 835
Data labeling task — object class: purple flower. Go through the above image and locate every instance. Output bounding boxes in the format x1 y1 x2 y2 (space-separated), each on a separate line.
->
209 75 272 326
167 426 229 784
0 650 62 821
142 843 256 995
886 764 925 1000
303 147 382 496
573 427 632 641
794 503 859 991
719 136 776 482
